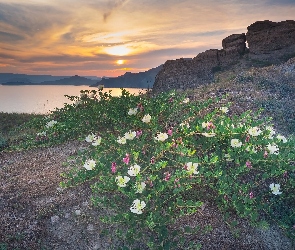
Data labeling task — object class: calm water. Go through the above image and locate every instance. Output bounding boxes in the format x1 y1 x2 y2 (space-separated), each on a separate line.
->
0 85 145 114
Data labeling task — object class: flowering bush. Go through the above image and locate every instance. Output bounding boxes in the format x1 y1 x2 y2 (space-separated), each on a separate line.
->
23 89 295 248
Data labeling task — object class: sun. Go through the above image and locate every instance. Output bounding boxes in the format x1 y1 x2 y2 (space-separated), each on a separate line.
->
105 45 131 56
116 60 124 65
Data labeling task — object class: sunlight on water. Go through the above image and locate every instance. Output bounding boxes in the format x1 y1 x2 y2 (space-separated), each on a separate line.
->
0 85 146 114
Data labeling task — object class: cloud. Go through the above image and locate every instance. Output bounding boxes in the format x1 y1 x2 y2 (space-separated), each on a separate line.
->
103 0 129 22
0 30 24 42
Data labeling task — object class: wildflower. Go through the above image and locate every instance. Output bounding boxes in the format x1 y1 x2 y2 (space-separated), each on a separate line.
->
248 127 262 136
117 136 127 144
245 135 250 142
136 130 142 137
83 159 96 170
182 98 190 103
111 162 117 173
269 183 282 195
135 182 146 193
90 93 95 98
142 114 151 123
231 139 242 148
123 154 130 165
37 131 46 136
202 132 216 137
124 131 136 140
220 107 229 113
167 128 173 136
150 156 155 164
85 133 96 143
46 120 57 128
130 199 146 214
266 126 276 139
202 121 215 130
128 108 138 115
155 132 168 142
246 161 252 169
267 143 279 155
137 103 144 111
249 192 254 199
115 176 130 187
277 134 287 143
179 122 190 128
92 136 102 146
185 162 199 175
163 172 171 181
128 164 141 176
264 150 268 158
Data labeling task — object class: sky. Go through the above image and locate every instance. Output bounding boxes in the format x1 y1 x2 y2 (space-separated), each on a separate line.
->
0 0 295 77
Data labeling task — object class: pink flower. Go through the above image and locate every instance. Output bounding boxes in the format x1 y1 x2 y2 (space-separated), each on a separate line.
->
163 172 171 181
245 135 250 142
136 130 142 137
249 192 254 199
150 156 155 164
167 128 173 136
169 97 173 102
283 171 288 178
137 103 144 112
264 151 268 158
246 161 252 169
111 162 117 173
123 154 130 165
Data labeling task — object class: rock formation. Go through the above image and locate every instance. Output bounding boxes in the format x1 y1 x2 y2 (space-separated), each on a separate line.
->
153 20 295 94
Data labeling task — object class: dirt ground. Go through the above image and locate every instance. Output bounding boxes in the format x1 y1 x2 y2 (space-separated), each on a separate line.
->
0 141 294 250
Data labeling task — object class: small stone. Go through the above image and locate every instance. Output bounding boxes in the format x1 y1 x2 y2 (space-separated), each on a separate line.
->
75 209 81 216
64 213 70 219
51 215 60 224
87 224 94 231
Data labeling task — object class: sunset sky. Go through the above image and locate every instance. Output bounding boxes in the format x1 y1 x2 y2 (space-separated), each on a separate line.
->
0 0 295 77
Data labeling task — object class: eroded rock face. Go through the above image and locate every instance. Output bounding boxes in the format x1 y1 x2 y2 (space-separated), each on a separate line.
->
153 34 246 93
153 20 295 94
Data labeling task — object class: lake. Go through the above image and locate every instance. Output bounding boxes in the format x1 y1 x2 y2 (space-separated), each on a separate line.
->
0 85 146 114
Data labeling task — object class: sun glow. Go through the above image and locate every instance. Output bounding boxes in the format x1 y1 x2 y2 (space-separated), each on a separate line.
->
105 45 131 56
116 60 125 65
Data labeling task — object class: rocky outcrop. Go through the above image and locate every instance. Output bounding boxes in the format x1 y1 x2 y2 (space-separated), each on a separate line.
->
246 20 295 63
153 20 295 94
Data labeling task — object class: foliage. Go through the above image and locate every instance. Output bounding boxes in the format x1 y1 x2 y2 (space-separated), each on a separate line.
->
18 89 295 248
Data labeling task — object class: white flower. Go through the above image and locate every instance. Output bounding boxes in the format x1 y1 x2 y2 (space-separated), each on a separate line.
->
37 131 46 136
202 132 216 137
92 136 102 146
182 98 190 103
124 131 136 140
248 126 262 136
266 126 276 139
277 134 287 143
117 136 127 144
128 164 141 176
46 120 57 128
180 122 190 128
142 114 151 123
155 132 168 142
130 199 146 214
267 143 279 155
202 122 209 128
97 84 104 90
231 139 242 148
186 162 199 175
90 93 95 98
128 108 138 115
269 183 282 195
220 107 229 113
83 159 96 170
135 182 146 193
85 133 96 143
115 176 130 187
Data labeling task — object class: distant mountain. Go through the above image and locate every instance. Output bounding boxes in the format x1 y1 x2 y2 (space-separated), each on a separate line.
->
91 65 163 89
0 73 101 85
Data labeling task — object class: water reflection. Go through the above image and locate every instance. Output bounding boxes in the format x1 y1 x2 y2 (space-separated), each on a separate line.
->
0 85 145 114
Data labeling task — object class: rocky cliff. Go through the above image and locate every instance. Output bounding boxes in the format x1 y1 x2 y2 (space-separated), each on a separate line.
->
153 20 295 94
